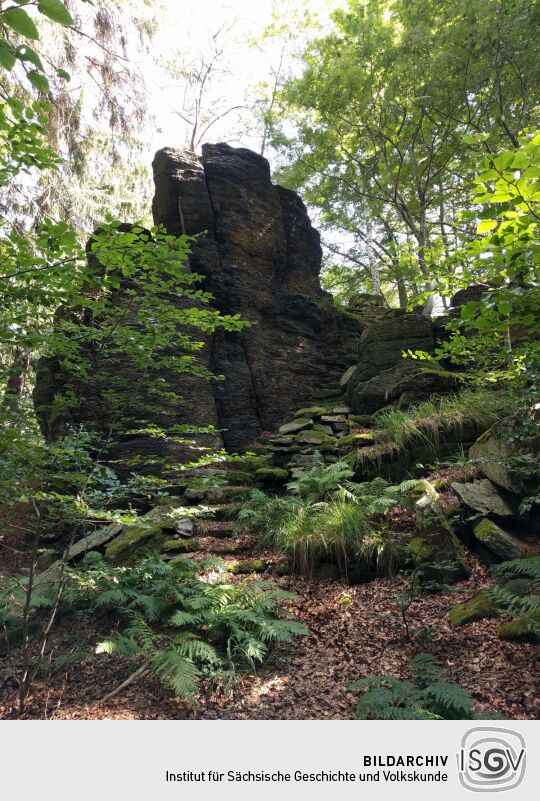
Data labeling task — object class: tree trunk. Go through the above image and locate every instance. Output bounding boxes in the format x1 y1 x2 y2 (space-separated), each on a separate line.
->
2 348 31 417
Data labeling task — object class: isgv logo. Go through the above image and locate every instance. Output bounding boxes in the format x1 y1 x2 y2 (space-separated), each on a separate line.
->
458 727 526 792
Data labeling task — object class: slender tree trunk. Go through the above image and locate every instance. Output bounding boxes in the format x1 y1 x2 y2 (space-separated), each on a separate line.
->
396 276 408 309
416 208 434 316
366 217 381 295
2 348 31 417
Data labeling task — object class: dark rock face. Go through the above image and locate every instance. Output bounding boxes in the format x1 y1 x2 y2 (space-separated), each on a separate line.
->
34 144 362 465
152 144 361 451
344 311 454 414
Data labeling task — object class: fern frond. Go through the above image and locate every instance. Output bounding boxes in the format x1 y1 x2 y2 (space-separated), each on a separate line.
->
150 649 200 698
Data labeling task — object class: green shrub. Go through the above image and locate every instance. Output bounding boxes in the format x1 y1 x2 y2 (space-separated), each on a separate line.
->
350 653 480 720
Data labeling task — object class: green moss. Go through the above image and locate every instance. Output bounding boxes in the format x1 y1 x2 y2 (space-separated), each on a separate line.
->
410 537 437 562
162 539 196 553
226 470 256 485
475 429 493 445
255 467 289 482
238 455 269 472
409 526 470 584
295 429 336 446
294 406 328 418
339 432 375 447
473 518 527 560
105 522 166 562
448 591 498 626
473 518 497 542
227 558 267 574
497 610 540 641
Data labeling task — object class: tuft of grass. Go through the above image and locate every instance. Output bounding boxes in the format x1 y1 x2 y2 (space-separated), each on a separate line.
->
235 478 403 579
366 388 508 458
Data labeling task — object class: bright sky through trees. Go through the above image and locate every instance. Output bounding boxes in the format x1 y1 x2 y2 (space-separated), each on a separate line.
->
145 0 341 156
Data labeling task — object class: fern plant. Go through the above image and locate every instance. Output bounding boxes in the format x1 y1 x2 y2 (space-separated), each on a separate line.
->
64 553 309 698
286 457 354 503
489 556 540 638
350 653 480 720
234 477 404 579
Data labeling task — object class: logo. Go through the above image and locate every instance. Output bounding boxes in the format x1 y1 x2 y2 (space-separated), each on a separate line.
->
458 727 526 792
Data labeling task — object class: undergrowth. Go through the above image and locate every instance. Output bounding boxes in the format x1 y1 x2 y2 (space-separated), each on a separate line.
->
350 653 482 720
61 553 309 698
236 459 406 578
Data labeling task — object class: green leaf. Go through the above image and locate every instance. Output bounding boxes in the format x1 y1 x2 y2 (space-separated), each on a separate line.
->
460 301 479 321
2 7 40 39
15 44 43 70
0 41 16 70
27 69 49 93
38 0 74 26
477 219 498 234
56 67 70 81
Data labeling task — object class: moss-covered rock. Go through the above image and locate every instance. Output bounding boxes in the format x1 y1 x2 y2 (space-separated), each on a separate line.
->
227 558 267 574
470 433 522 494
410 524 470 585
279 419 313 435
162 538 197 553
497 610 540 642
105 521 166 562
184 485 249 504
295 428 336 447
294 406 327 418
225 469 256 485
472 519 528 560
255 467 289 483
339 432 375 448
448 591 499 626
238 455 270 473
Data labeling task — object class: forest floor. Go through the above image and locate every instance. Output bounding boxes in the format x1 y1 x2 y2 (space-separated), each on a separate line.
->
1 543 538 720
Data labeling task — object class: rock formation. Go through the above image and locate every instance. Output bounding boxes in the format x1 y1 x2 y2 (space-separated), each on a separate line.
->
34 143 362 467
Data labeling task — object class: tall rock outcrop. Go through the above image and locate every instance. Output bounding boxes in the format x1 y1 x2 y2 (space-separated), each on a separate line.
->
151 143 360 450
34 143 362 468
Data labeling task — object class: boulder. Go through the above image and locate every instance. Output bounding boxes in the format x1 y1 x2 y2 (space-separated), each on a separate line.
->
279 419 313 435
470 433 522 494
105 520 167 563
497 611 540 642
352 313 435 384
104 503 201 562
409 523 470 585
451 479 514 518
472 519 529 560
448 591 499 626
294 406 327 418
347 360 462 415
